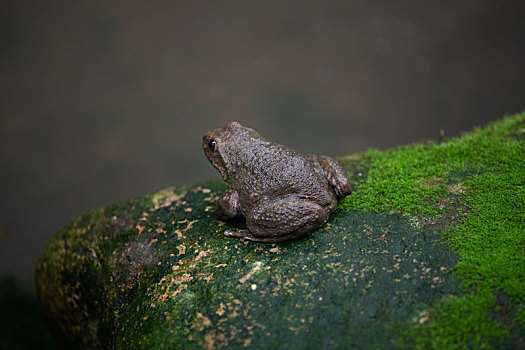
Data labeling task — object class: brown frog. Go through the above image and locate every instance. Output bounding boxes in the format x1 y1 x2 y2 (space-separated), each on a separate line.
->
203 121 351 243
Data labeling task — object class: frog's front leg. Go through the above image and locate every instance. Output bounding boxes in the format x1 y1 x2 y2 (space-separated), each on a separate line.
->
224 196 329 243
216 188 241 220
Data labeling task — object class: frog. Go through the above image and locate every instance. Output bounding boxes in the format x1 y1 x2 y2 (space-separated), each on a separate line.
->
203 121 352 243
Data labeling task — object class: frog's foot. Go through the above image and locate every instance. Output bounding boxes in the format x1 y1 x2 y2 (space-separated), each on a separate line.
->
224 229 251 241
224 229 301 243
224 229 309 243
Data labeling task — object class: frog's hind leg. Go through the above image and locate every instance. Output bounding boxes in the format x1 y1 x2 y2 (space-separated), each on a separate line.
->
233 198 329 243
307 154 352 198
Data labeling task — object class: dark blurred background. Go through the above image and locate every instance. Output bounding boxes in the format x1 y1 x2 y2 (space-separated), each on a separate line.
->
1 1 524 297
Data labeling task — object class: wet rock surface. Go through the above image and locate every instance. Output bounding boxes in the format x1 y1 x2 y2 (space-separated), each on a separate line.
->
36 114 525 349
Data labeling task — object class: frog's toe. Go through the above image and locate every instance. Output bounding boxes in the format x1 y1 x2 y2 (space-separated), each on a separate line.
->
224 229 251 239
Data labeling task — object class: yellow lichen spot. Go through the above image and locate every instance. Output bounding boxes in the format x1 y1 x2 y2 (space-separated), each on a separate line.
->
195 249 212 262
173 229 184 239
176 244 186 256
155 227 167 234
152 189 184 210
204 332 216 350
216 302 226 316
289 326 300 335
197 312 212 327
184 220 198 231
157 273 193 303
201 273 213 283
419 315 429 323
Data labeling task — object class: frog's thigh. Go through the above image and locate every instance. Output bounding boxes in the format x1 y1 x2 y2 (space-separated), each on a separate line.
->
247 198 328 240
308 154 352 198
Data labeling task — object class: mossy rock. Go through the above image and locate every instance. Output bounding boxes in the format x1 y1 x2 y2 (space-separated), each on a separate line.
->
36 113 525 349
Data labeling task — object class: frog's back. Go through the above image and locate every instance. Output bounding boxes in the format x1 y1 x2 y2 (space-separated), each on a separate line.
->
231 142 334 207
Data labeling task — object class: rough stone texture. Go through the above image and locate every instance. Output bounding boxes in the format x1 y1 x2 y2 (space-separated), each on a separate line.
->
36 114 525 349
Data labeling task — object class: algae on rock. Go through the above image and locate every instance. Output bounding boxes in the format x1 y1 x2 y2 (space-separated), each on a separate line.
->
37 113 525 349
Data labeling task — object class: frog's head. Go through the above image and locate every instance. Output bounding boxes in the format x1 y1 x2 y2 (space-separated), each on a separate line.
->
203 121 260 181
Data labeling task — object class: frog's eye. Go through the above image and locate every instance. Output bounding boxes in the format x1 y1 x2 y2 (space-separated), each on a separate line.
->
208 139 217 151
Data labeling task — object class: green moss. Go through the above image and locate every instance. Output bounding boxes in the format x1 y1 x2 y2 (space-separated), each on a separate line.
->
342 113 524 216
341 112 525 347
405 290 507 350
517 306 525 325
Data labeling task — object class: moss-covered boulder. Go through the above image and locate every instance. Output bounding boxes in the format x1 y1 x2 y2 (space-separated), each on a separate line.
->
36 113 525 349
